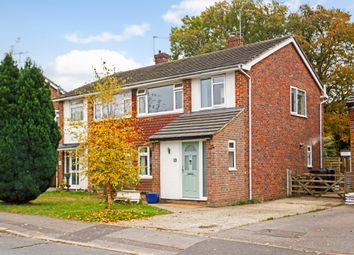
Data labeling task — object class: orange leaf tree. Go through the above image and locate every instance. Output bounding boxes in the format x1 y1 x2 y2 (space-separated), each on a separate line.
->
75 63 142 209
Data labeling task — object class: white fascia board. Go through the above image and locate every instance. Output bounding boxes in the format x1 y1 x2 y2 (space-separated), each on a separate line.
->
242 37 324 93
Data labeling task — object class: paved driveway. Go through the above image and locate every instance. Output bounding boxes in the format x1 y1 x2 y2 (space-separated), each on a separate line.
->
118 197 341 234
214 205 354 255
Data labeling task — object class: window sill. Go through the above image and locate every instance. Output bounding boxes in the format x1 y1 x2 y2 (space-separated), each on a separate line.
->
228 168 237 171
93 114 131 121
137 110 183 118
139 175 153 180
291 113 307 119
199 104 226 111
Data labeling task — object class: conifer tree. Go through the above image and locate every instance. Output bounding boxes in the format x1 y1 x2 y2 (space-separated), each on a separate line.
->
0 55 60 203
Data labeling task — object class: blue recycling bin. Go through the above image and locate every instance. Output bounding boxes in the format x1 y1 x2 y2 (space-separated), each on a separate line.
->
146 192 159 203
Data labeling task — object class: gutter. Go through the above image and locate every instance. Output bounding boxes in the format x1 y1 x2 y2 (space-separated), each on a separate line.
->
238 66 253 201
320 85 328 168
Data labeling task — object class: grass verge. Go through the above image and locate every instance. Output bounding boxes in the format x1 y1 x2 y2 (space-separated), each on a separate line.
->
0 191 170 223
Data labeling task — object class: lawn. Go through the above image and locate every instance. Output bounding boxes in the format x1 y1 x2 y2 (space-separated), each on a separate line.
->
0 191 170 223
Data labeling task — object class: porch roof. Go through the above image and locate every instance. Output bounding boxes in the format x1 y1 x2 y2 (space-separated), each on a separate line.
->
149 107 243 141
58 143 80 151
347 95 354 106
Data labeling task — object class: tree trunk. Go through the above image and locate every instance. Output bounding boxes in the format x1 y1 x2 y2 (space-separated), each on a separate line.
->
106 183 112 209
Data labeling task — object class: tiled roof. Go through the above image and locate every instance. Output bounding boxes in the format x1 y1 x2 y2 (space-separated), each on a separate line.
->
55 36 292 99
58 143 79 150
149 108 243 140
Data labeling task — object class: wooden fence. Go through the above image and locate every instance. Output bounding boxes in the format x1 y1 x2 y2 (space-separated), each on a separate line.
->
325 156 352 173
289 171 354 198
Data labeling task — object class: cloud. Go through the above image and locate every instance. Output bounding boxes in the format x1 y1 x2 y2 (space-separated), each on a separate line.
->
163 0 221 24
65 23 150 44
45 49 142 91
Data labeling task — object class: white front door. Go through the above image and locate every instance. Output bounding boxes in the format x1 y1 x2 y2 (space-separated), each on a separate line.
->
160 141 205 200
64 151 87 189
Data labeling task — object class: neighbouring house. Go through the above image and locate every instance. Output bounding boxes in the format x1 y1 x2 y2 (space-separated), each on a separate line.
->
346 96 354 173
52 35 326 205
46 77 66 187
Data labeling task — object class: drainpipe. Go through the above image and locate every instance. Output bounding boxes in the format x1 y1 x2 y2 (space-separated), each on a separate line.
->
238 66 253 201
320 85 328 168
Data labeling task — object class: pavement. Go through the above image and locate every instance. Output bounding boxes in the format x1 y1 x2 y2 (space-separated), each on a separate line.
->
0 197 353 255
0 232 125 255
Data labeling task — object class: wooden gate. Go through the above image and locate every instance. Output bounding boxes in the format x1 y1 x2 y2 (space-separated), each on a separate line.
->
290 172 354 198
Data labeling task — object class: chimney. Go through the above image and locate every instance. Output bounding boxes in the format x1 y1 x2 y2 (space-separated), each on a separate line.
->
227 33 244 48
154 50 170 64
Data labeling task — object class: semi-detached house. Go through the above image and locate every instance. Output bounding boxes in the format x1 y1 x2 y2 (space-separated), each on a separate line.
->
53 35 326 205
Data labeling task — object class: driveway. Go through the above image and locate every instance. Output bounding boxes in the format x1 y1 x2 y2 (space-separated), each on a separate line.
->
117 197 341 234
213 205 354 255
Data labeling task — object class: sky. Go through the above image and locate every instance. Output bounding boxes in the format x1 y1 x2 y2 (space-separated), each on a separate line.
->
0 0 353 91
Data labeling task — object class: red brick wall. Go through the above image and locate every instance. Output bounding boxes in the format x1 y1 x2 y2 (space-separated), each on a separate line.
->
183 79 192 112
50 85 64 187
207 111 248 205
248 44 322 201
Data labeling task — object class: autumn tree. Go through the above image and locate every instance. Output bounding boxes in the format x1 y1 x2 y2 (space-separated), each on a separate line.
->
170 0 288 59
74 64 142 209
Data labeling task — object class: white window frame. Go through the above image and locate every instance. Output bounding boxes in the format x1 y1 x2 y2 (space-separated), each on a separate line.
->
228 140 237 171
137 84 184 116
173 84 183 111
64 151 80 187
138 146 152 178
54 110 59 123
200 75 226 109
93 91 131 120
70 100 84 121
307 145 313 168
290 86 307 117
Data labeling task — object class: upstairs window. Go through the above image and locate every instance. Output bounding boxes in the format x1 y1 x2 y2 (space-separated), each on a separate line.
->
94 91 131 120
137 84 183 115
228 140 236 170
201 75 225 109
70 100 84 121
307 145 312 168
290 87 306 117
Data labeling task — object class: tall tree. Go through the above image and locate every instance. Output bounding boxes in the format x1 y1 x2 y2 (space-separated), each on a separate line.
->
170 0 288 59
0 56 60 203
287 5 354 154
